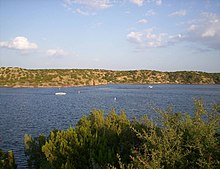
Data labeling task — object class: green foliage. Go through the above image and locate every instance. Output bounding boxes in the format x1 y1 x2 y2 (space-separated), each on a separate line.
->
24 109 137 168
128 99 220 169
0 149 17 169
24 100 220 169
24 134 48 168
1 67 220 87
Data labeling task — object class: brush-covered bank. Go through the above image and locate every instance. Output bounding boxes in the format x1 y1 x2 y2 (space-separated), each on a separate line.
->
1 67 220 88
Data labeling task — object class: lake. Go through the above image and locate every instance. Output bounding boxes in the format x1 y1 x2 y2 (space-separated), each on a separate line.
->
0 84 220 168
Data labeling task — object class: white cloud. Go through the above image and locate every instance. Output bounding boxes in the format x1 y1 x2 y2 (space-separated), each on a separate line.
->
127 31 143 43
200 13 220 38
75 8 94 16
130 0 162 6
145 9 156 16
144 30 168 48
0 36 38 50
154 0 162 5
63 0 112 16
63 0 112 10
130 0 144 6
127 29 171 48
169 10 187 17
168 34 184 45
127 28 184 49
147 0 162 6
202 29 215 37
46 48 68 57
137 19 148 24
186 12 220 49
188 24 197 31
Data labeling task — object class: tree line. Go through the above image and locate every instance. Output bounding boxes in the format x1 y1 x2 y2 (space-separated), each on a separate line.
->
1 67 220 87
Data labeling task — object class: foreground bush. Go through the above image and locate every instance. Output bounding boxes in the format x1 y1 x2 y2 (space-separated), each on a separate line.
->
127 100 220 169
0 149 16 169
24 109 136 168
24 100 220 169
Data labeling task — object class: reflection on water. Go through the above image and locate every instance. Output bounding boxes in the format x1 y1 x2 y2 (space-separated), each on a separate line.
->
0 84 220 168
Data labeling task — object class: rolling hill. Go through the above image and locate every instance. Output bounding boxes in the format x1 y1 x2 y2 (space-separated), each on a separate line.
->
0 67 219 87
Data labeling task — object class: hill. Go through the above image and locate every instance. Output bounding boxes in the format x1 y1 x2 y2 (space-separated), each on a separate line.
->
0 67 220 87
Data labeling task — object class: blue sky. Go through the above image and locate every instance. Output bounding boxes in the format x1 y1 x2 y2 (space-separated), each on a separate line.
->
0 0 220 72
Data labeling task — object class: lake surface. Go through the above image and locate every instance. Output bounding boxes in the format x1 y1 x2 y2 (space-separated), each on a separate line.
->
0 84 220 168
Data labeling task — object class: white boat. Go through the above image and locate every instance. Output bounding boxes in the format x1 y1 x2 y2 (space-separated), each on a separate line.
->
148 85 153 89
55 92 66 96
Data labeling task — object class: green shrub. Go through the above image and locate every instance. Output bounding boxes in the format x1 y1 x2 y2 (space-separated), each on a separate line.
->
24 109 137 168
24 134 48 168
24 100 220 169
128 100 220 169
0 149 17 169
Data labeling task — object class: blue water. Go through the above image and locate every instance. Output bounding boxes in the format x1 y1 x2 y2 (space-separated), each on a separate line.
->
0 84 220 168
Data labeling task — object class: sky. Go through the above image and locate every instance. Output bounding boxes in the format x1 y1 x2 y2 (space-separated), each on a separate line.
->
0 0 220 72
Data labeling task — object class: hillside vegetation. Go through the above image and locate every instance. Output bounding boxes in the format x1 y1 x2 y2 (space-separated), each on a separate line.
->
0 67 220 87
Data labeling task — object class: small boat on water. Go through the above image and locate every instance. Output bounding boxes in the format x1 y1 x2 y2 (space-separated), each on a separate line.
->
148 85 153 89
55 92 66 96
55 88 66 96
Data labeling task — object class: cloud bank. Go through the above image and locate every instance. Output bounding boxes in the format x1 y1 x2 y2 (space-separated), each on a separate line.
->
127 12 220 50
186 12 220 50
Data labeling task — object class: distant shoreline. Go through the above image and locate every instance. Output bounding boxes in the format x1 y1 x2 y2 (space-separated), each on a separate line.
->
1 83 220 89
1 67 220 88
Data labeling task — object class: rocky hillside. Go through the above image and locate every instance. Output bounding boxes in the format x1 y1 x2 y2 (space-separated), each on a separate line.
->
0 67 219 87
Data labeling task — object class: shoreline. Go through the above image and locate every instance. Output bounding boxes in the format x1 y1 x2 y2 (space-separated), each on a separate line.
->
0 82 219 89
1 67 219 88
